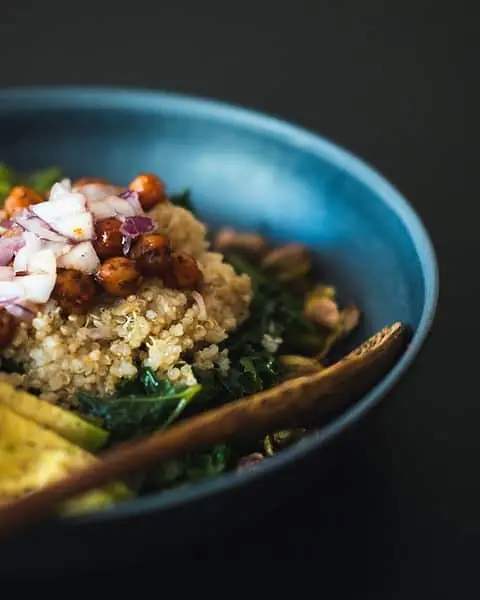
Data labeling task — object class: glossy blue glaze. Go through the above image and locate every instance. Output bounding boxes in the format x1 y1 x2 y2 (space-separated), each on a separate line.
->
0 87 438 537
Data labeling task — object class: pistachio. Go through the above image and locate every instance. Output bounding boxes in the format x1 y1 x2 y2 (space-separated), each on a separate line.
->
315 305 361 360
304 296 340 330
340 305 361 337
306 284 336 302
264 428 307 456
237 452 265 470
260 243 311 282
214 228 268 262
279 355 324 379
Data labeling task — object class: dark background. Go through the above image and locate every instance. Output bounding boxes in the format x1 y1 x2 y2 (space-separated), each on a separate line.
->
1 0 476 596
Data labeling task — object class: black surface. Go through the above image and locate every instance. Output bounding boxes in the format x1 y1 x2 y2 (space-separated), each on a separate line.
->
0 0 476 596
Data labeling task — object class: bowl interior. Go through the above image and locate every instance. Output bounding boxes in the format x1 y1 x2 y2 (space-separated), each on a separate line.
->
0 88 438 519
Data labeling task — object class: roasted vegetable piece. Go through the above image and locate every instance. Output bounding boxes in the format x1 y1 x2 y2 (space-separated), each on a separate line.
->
0 404 131 513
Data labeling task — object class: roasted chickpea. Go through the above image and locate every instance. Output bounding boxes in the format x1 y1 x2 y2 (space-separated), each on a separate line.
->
129 233 171 277
128 173 166 210
4 186 43 218
52 269 97 315
96 257 141 297
163 251 204 290
0 307 17 347
72 177 109 187
93 218 124 260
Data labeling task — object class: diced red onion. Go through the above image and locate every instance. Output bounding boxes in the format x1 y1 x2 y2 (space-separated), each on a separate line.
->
74 183 122 202
26 248 57 276
120 216 155 237
120 190 144 215
33 193 87 219
0 266 14 282
4 302 37 321
119 215 155 255
0 248 57 308
29 195 94 242
0 281 25 303
88 196 137 221
14 211 68 243
13 232 42 273
191 291 207 321
86 199 114 221
0 178 159 315
57 241 100 274
42 241 74 259
48 179 73 201
16 272 56 304
48 212 94 242
0 235 26 266
122 236 132 255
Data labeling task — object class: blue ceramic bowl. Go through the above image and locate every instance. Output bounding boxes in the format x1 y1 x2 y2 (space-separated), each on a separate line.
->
0 87 438 577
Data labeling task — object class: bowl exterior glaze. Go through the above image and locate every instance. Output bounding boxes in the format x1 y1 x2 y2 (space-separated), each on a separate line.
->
0 87 438 577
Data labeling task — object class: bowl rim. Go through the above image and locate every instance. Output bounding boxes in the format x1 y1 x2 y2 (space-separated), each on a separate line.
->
0 85 439 526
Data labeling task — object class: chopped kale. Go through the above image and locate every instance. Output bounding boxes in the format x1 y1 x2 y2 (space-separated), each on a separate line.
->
78 367 202 443
145 443 232 490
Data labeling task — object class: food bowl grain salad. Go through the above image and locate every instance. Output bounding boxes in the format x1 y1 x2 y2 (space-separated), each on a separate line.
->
0 163 360 508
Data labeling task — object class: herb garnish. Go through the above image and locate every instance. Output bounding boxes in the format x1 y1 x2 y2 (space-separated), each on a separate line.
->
0 163 62 203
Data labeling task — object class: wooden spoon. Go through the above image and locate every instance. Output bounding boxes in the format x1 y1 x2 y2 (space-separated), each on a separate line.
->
0 322 411 539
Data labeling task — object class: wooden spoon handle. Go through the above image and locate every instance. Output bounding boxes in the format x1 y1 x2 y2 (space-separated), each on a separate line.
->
0 322 410 539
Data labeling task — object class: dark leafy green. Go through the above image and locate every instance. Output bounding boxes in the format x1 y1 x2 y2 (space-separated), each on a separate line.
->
0 162 62 203
223 253 328 356
78 367 202 443
146 443 231 490
169 189 195 212
0 358 24 374
26 166 63 196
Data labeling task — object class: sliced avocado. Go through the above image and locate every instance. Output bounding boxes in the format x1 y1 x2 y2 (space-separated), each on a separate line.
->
0 382 108 452
0 445 131 514
0 404 132 514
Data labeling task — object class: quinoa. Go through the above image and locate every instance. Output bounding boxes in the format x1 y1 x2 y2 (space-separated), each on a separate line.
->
1 201 253 406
